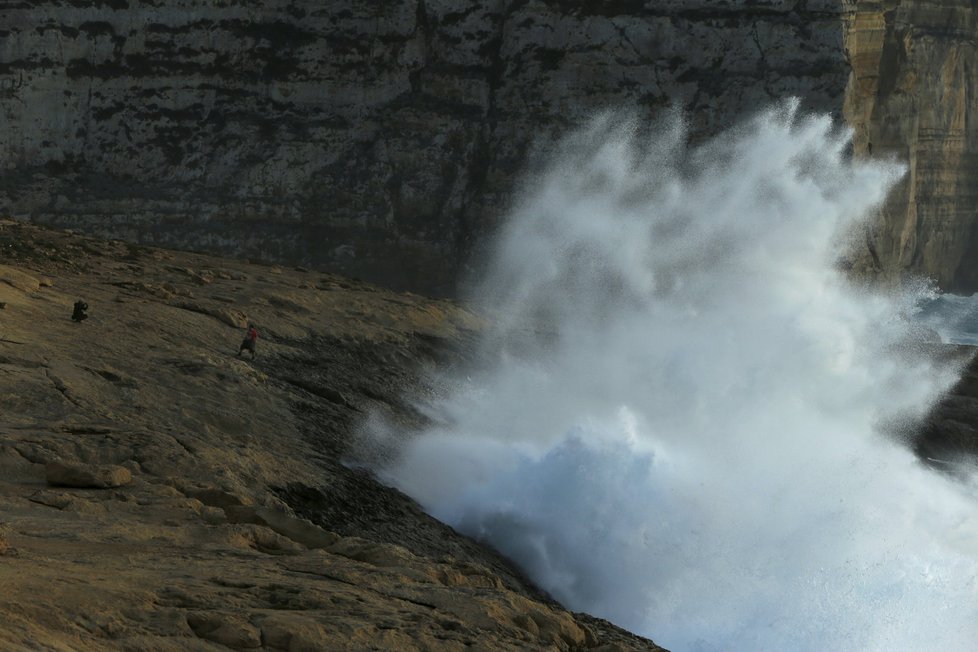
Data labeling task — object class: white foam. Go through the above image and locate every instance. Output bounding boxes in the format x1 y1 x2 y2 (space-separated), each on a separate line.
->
364 101 978 651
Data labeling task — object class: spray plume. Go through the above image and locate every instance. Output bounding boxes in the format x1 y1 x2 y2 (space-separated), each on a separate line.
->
362 101 978 651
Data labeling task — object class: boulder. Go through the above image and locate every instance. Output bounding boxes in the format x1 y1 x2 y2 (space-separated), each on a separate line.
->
45 461 132 489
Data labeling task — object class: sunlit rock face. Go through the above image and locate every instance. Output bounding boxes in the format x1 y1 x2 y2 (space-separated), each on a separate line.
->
844 0 978 293
0 1 848 294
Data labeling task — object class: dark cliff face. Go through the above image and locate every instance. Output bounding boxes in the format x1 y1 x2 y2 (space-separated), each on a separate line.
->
0 1 848 295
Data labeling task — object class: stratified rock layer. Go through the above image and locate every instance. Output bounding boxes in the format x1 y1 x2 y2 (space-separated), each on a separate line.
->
845 0 978 292
0 1 848 294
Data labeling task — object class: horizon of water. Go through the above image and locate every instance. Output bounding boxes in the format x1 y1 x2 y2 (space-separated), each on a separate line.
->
359 101 978 651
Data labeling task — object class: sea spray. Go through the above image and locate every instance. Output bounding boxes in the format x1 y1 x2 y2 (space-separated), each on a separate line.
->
361 101 978 651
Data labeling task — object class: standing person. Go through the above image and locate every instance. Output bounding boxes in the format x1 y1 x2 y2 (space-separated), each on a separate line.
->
238 323 258 358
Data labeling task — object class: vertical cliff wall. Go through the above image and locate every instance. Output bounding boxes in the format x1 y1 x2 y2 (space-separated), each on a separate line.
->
0 1 848 294
845 0 978 292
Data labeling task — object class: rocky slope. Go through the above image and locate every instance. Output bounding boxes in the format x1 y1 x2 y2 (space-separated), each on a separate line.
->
0 1 849 295
0 220 664 651
844 0 978 293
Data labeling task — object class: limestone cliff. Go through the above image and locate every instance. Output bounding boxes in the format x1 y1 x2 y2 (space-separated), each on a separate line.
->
0 1 848 295
844 0 978 292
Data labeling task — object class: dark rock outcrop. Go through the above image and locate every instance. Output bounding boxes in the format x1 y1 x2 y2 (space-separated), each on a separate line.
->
918 345 978 462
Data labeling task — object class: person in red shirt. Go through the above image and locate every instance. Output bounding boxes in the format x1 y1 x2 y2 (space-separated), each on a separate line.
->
237 324 258 358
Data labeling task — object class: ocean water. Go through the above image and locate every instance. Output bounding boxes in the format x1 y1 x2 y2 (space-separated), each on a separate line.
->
917 291 978 346
361 101 978 651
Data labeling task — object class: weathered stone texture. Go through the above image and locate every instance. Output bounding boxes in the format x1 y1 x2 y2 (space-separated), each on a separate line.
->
0 1 848 294
845 0 978 292
45 460 132 488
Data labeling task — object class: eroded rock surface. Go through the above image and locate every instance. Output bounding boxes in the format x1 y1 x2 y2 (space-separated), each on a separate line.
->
0 220 663 651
